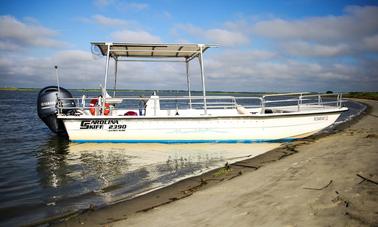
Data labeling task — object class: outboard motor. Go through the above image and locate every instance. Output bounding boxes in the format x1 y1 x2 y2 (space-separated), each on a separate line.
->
37 86 76 135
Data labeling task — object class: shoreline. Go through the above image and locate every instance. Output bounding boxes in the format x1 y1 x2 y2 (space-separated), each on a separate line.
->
50 99 377 226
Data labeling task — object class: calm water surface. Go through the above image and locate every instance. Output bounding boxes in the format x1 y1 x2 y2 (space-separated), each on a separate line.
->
0 90 365 226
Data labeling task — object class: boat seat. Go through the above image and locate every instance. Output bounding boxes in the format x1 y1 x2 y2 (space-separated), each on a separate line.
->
236 105 252 115
145 95 163 116
264 109 273 114
125 111 138 116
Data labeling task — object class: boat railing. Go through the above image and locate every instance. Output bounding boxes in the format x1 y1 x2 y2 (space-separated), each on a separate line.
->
57 95 262 114
56 92 344 115
261 92 343 113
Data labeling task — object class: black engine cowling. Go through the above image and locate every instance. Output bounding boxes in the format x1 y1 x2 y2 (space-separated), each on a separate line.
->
37 86 76 135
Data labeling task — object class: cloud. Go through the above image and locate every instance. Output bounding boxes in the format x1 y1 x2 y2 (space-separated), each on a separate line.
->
92 14 134 26
281 41 350 57
122 2 149 11
0 48 192 90
0 15 65 51
174 24 250 46
111 30 161 43
92 14 129 26
1 5 377 92
251 5 378 58
93 0 148 12
362 34 378 52
200 48 378 92
1 46 377 91
161 11 172 19
254 6 378 43
0 50 103 88
204 29 249 46
77 14 139 29
94 0 113 7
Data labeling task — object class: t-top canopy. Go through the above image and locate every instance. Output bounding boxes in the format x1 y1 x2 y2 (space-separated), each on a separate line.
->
91 42 215 59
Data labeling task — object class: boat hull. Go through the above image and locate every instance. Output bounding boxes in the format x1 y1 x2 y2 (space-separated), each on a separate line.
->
61 109 345 143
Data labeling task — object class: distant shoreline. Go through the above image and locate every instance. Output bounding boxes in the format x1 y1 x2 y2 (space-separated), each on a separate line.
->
343 92 378 101
0 87 260 95
0 87 377 100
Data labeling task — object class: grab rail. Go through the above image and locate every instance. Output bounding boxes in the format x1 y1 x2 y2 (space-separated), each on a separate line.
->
57 92 344 116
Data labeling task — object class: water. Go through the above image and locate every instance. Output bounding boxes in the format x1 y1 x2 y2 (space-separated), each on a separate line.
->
0 90 365 226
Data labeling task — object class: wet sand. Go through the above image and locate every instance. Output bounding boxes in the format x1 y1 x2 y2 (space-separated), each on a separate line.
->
55 99 378 227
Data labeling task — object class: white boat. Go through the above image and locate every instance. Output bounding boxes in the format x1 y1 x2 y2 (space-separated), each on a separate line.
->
37 42 348 143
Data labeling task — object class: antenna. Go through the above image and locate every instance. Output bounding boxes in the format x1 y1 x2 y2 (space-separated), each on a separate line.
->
54 65 61 98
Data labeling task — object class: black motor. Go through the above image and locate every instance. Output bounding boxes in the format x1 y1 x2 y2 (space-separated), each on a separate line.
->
37 86 76 135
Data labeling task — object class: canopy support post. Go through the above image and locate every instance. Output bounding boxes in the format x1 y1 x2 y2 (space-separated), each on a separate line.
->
185 58 192 109
113 56 118 97
198 44 207 115
103 43 111 115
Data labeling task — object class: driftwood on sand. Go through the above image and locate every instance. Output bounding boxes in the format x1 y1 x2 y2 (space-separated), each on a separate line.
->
303 180 333 190
356 174 378 185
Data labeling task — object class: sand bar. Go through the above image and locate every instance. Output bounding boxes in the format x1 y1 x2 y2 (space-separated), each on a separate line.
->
56 99 378 227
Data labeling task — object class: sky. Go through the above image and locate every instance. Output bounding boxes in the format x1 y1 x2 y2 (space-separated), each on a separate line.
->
0 0 377 92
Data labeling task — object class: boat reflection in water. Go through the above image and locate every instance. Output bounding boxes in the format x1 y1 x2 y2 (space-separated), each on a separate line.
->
33 140 280 224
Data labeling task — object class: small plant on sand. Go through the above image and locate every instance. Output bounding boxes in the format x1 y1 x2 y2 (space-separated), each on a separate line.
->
213 163 232 177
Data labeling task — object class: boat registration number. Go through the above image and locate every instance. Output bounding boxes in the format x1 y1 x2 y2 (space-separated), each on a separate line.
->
314 116 328 121
108 124 127 131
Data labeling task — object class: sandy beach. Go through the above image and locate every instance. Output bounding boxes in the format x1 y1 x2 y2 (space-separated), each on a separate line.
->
56 99 378 227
